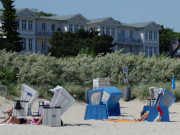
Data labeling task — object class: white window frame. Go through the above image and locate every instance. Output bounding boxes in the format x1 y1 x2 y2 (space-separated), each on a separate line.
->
51 24 55 31
28 39 33 51
111 28 115 38
149 31 152 40
42 23 46 32
28 20 33 31
130 31 133 39
22 38 26 50
41 40 47 52
74 24 79 32
145 31 148 40
106 27 110 35
22 20 26 30
121 30 125 38
69 24 73 32
154 32 157 40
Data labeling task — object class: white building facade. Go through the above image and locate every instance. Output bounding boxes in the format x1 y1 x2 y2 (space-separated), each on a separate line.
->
0 8 161 56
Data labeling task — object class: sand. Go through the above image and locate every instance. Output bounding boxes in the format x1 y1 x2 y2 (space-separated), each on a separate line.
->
0 96 180 135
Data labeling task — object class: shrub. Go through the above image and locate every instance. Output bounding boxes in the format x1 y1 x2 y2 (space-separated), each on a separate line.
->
1 49 180 100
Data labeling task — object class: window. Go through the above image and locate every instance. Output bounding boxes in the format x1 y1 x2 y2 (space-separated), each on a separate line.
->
130 31 133 39
16 19 20 30
106 27 110 35
130 46 133 53
145 31 148 40
22 38 26 49
101 27 105 35
149 31 152 40
69 24 73 32
22 20 26 30
28 20 33 31
145 46 148 57
28 39 32 51
154 32 157 40
149 47 152 56
51 24 55 31
74 25 79 32
42 41 46 52
42 23 46 32
121 30 125 38
111 28 115 38
92 27 97 31
80 25 84 29
154 47 157 54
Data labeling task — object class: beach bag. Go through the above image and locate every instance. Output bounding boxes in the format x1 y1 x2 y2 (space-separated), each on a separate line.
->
15 100 22 110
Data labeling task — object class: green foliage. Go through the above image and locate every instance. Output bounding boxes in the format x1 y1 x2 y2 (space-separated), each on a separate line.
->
49 29 114 57
0 38 13 50
159 25 180 54
31 9 55 16
0 0 22 52
1 50 180 100
0 68 17 85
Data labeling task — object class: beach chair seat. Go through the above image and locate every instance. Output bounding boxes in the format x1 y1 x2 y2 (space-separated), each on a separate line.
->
42 86 75 126
143 89 176 122
84 87 122 120
84 89 108 120
12 84 39 116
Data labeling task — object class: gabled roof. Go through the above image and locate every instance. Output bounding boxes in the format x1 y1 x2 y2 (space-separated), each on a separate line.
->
40 14 89 22
88 17 120 25
16 8 39 17
0 8 39 17
122 21 161 29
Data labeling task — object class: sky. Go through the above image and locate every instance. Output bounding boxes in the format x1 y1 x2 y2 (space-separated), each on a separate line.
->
0 0 180 32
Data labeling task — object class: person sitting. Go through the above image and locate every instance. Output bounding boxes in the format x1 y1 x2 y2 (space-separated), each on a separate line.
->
0 116 31 124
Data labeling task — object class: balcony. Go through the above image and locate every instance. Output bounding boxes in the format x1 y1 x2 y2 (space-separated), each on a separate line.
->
117 38 142 45
36 31 53 37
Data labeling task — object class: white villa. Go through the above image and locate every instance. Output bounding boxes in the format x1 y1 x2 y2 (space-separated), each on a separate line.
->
0 8 161 56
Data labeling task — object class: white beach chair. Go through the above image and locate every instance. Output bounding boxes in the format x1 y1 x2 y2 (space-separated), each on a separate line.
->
42 85 75 126
49 85 75 115
12 84 39 116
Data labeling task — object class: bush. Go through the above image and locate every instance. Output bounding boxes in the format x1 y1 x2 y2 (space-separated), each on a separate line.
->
1 49 180 101
0 68 17 85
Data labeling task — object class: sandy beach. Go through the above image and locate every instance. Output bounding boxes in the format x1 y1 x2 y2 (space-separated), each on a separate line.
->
0 96 180 135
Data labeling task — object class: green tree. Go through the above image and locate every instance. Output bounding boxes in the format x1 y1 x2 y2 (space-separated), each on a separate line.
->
159 25 180 53
49 29 115 57
31 9 55 16
0 0 22 52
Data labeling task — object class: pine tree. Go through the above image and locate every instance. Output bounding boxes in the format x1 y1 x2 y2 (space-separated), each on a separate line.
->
1 0 22 52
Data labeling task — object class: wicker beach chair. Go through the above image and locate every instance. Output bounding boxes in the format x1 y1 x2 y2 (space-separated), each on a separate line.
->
143 89 176 122
12 84 39 116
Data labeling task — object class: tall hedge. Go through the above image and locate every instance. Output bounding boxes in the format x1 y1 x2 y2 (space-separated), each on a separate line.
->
0 50 180 87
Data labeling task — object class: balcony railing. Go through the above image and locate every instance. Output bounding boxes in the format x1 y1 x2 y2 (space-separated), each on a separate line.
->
117 38 142 44
36 31 53 36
